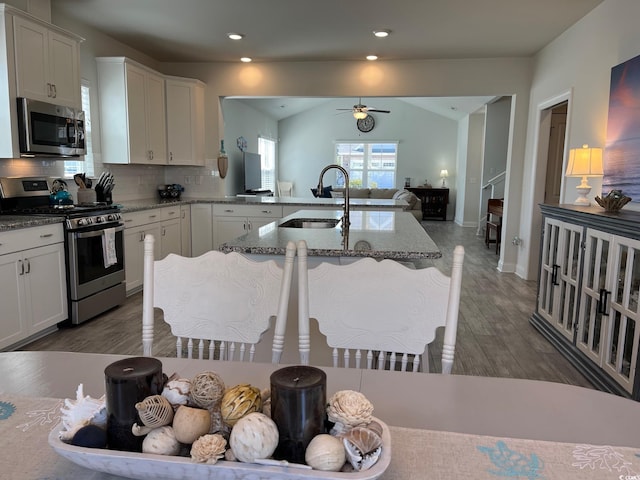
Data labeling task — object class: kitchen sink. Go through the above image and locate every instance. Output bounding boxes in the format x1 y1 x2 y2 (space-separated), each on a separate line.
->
279 218 340 229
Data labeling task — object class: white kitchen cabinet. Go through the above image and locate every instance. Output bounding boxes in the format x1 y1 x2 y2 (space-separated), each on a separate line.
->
122 206 182 293
13 14 81 108
180 205 191 257
166 76 205 166
0 224 67 350
190 203 213 257
97 57 167 165
212 204 282 249
532 205 640 400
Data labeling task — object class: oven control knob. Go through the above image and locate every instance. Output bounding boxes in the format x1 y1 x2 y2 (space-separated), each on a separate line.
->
96 216 104 223
78 218 87 227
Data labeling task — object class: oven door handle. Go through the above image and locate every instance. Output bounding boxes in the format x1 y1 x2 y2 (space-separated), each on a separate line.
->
73 225 124 239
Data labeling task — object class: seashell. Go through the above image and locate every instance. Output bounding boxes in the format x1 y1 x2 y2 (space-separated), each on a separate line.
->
228 412 279 463
172 405 211 444
190 371 225 409
135 395 174 428
326 390 373 435
343 427 382 472
142 426 181 455
191 433 227 464
225 448 237 462
595 190 632 212
305 434 346 471
365 420 384 438
162 377 191 408
220 384 262 426
59 384 107 442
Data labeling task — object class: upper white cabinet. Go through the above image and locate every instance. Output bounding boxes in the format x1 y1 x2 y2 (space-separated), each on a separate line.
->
97 57 167 165
166 76 205 166
13 15 81 108
0 5 82 158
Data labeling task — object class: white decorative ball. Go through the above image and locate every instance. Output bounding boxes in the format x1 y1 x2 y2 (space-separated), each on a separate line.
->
228 412 279 463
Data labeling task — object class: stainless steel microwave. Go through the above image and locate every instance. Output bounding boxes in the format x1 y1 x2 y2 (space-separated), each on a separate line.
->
16 97 86 158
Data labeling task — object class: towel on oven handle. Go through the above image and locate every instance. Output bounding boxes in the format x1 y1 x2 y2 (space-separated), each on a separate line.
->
102 227 118 268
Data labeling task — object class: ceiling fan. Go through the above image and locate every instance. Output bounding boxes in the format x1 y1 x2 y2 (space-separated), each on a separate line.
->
337 98 391 119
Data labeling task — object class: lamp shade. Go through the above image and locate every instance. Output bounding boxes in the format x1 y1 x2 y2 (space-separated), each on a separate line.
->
440 169 449 178
566 144 604 177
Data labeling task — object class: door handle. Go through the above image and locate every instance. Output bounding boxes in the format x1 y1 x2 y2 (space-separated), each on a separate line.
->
51 84 57 98
18 259 24 275
551 264 560 286
24 258 31 274
597 288 610 316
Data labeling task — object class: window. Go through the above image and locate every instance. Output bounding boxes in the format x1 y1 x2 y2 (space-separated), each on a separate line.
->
258 136 276 192
64 82 94 178
335 141 398 188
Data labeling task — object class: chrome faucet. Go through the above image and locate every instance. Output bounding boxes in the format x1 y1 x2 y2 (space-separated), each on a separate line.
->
317 164 350 242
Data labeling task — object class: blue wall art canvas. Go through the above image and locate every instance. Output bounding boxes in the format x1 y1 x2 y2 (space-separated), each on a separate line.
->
603 53 640 203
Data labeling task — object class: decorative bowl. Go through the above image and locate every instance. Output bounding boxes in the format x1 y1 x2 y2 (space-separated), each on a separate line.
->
48 417 391 480
594 190 632 213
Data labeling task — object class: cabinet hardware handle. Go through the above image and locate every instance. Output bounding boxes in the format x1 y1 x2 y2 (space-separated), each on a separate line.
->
124 219 133 223
40 233 53 238
169 152 173 162
18 259 24 275
224 209 234 213
24 258 30 274
161 227 166 236
47 83 52 97
168 211 176 215
248 221 252 230
262 210 271 214
597 288 610 316
140 232 145 242
51 84 57 98
551 264 560 286
149 215 157 219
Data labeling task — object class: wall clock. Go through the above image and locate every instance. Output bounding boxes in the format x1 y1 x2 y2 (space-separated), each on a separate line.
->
356 115 375 133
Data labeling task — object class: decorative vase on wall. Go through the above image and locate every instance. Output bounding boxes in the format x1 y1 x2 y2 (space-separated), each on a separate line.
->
217 140 229 179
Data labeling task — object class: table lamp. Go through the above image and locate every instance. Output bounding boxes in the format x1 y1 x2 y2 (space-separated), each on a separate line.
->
566 144 603 205
440 169 449 187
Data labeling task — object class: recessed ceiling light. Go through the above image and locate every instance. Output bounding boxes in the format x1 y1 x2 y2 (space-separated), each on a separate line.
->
227 33 244 40
373 29 391 38
240 57 252 63
366 55 378 61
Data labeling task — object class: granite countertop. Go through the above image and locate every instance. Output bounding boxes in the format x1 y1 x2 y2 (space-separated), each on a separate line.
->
0 215 64 232
219 209 441 259
116 195 408 212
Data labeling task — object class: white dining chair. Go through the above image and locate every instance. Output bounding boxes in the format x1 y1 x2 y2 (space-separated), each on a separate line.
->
277 181 293 197
296 240 464 373
141 235 296 363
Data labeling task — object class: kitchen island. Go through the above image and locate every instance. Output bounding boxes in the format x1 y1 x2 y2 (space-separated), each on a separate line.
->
219 209 441 260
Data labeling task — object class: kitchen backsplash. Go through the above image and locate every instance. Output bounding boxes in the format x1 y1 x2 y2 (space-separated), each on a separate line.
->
0 158 225 201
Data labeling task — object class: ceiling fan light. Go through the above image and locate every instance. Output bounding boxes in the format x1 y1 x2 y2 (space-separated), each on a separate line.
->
353 111 368 119
366 55 378 61
240 57 252 63
227 33 245 40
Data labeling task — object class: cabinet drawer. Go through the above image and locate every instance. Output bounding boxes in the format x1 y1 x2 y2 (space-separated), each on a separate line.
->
160 206 181 221
122 209 163 228
213 204 282 218
0 224 63 255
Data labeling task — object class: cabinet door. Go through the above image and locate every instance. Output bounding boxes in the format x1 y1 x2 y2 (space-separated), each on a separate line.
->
124 225 145 293
160 219 181 259
0 252 28 350
146 72 167 164
180 205 192 257
166 79 204 166
13 16 50 102
190 204 213 257
48 31 80 108
25 243 67 332
214 217 248 249
577 228 612 365
537 217 583 341
602 236 640 393
125 64 149 164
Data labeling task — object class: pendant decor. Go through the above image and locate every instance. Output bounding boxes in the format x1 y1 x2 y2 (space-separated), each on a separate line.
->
217 140 229 179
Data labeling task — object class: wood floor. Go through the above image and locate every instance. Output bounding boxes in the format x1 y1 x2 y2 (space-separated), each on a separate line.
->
21 220 593 389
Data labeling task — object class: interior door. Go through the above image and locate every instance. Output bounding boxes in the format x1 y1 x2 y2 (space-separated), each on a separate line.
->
544 103 567 205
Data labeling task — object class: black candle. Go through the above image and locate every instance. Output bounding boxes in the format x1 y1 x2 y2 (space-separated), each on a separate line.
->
270 365 326 464
104 357 164 452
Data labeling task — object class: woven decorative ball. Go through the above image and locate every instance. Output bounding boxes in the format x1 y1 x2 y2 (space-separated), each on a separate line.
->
220 384 262 426
135 395 174 428
190 371 226 409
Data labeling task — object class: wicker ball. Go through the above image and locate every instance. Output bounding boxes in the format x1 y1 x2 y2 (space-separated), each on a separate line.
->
220 384 262 426
190 371 226 409
135 395 174 428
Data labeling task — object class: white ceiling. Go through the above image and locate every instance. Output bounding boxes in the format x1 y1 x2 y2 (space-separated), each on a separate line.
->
52 0 603 63
51 0 602 120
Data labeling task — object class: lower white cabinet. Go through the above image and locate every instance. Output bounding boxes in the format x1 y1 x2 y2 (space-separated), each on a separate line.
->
122 205 183 294
212 204 282 249
0 224 67 350
190 203 213 257
531 205 640 400
180 205 191 257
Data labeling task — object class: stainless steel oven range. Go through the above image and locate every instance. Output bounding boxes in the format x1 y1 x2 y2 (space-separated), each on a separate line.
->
0 177 126 325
